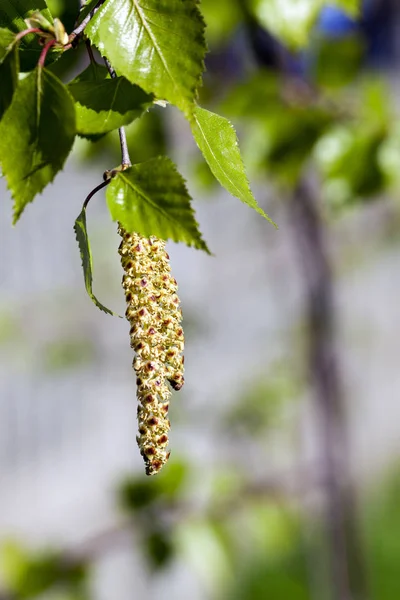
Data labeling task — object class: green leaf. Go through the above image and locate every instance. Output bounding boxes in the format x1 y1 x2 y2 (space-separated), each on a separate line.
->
85 0 206 119
191 106 276 226
0 67 76 223
106 157 209 252
249 0 361 49
0 1 56 71
69 61 109 84
74 204 119 316
0 28 19 120
68 73 153 136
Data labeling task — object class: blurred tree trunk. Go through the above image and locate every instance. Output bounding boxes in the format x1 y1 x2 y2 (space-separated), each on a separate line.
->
290 178 368 600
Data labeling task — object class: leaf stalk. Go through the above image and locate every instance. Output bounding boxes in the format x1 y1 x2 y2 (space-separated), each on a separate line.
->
38 39 57 68
104 58 132 168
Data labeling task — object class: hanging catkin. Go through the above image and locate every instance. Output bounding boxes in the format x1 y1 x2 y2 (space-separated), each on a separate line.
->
118 226 184 475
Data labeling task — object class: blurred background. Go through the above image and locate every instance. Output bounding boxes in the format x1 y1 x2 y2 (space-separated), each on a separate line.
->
1 0 400 598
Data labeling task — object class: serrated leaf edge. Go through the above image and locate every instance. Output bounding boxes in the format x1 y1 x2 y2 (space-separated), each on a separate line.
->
85 0 207 120
6 68 76 224
74 204 121 317
193 107 278 228
112 157 210 253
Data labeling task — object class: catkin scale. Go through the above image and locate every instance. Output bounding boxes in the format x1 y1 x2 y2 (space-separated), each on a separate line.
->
118 226 184 475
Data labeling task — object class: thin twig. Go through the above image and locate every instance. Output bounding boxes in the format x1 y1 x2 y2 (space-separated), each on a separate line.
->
14 28 42 42
69 0 104 43
38 38 57 68
85 39 97 65
104 58 132 168
83 179 111 210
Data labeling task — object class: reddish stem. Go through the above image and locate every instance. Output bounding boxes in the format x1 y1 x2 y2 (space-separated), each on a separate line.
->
83 179 111 210
38 38 57 68
14 28 42 42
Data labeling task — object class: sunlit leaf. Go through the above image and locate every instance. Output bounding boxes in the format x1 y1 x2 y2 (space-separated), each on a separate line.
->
106 157 209 252
0 67 76 222
85 0 206 119
192 106 276 226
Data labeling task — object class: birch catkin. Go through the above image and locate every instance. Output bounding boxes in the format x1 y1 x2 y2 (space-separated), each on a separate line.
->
118 226 184 475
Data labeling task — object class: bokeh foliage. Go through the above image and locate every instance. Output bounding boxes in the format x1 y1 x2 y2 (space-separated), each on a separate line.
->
2 1 400 599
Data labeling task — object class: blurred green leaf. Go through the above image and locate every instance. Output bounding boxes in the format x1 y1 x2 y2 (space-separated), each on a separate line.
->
118 460 189 513
177 520 234 589
313 34 364 89
227 558 310 600
223 502 309 600
0 306 21 345
314 82 392 207
315 125 387 208
378 122 400 188
226 367 298 436
362 467 400 600
249 0 360 49
222 72 332 186
333 0 360 16
145 530 175 569
222 72 282 121
1 541 88 599
200 0 242 44
249 0 322 49
41 338 96 372
253 104 331 186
